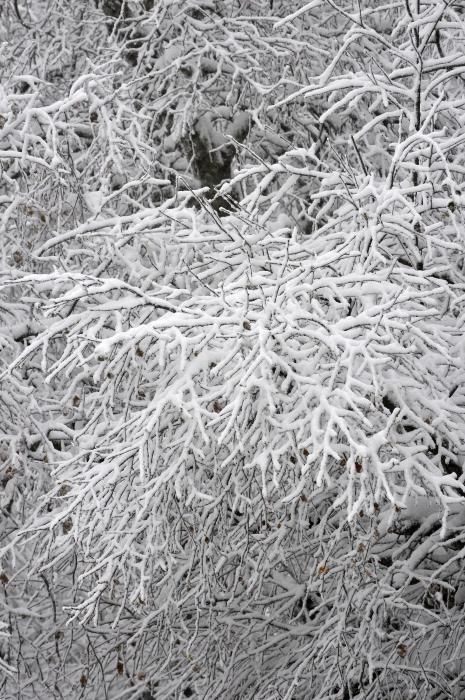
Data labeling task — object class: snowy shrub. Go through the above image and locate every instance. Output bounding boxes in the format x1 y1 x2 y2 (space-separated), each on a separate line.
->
2 1 465 699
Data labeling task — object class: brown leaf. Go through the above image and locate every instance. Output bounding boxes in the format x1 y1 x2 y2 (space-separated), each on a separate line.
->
80 674 87 687
1 466 15 487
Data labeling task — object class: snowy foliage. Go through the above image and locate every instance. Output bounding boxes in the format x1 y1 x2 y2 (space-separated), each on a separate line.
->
2 1 465 699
